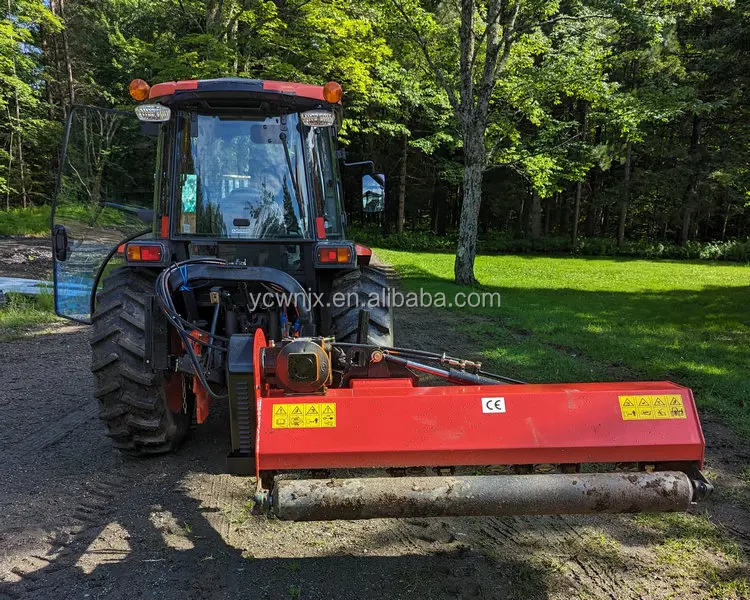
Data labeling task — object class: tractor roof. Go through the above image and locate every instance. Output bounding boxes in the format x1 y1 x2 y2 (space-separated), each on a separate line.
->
148 78 339 112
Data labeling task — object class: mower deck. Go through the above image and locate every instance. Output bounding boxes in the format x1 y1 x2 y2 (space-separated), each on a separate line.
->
256 378 704 471
235 330 712 520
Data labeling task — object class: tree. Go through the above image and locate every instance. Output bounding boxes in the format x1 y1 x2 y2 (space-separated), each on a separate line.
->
390 0 638 283
1 0 59 208
391 0 529 283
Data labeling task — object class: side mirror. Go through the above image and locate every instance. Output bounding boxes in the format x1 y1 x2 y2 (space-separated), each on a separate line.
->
362 173 385 213
53 224 70 261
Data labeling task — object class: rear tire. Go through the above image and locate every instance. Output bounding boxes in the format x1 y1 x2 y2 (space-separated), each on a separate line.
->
91 267 191 457
331 266 393 347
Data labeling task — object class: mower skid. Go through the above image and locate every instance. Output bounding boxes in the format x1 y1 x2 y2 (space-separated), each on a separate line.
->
272 471 700 521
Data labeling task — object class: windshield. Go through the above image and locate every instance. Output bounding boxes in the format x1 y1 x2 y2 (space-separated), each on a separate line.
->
175 113 309 239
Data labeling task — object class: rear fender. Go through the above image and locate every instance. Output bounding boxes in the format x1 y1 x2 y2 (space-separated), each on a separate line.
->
355 243 372 266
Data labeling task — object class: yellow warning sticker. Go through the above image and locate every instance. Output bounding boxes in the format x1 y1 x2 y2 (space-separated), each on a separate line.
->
618 395 686 420
304 404 321 428
321 403 336 428
272 404 289 429
288 403 304 428
272 403 336 429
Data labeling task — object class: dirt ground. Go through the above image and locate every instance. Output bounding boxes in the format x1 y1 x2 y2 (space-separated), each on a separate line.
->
1 240 749 599
0 237 52 280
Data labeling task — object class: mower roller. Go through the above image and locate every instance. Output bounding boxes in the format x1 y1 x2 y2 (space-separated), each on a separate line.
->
50 77 711 521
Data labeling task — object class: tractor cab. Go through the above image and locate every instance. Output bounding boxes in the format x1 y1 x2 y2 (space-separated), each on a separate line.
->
145 78 347 243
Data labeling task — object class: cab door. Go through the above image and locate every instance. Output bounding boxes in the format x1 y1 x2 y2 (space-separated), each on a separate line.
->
52 106 158 322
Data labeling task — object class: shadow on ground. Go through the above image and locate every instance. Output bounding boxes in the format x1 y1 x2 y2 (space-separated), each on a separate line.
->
0 417 549 600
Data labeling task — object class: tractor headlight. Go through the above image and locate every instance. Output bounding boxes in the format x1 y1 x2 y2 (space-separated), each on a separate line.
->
301 109 335 127
135 103 171 122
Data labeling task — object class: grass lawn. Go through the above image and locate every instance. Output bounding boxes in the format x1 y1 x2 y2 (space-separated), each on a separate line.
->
377 250 750 438
0 204 129 237
0 293 60 340
0 206 52 236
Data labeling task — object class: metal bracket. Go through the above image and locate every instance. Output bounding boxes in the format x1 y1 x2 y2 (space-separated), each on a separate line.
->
145 295 170 370
690 470 714 503
336 148 375 172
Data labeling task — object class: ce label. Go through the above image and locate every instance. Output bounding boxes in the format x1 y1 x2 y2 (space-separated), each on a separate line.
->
482 397 506 413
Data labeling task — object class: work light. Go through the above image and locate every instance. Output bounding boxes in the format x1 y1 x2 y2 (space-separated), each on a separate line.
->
301 109 335 127
135 103 171 122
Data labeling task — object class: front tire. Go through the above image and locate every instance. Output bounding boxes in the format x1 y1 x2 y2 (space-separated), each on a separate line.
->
91 268 191 456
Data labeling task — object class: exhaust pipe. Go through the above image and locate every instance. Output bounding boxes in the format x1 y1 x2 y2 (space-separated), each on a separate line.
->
273 472 700 521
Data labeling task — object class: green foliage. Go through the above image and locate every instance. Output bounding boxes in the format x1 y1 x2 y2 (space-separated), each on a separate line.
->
1 0 60 206
0 204 132 236
576 237 750 261
0 206 51 236
1 0 748 257
351 226 750 262
349 226 457 252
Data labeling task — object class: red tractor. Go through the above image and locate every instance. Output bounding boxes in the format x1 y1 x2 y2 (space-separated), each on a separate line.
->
51 78 711 520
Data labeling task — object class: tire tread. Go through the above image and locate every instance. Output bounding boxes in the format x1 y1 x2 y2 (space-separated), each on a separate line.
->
91 267 189 457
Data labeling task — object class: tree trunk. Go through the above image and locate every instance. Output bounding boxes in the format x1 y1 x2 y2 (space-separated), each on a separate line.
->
617 141 632 247
564 192 573 234
57 0 75 107
530 189 542 239
680 207 691 246
47 0 66 114
451 185 460 229
397 134 407 234
584 202 596 238
583 125 601 238
206 0 223 35
572 103 588 241
572 181 583 242
5 129 12 210
680 115 702 246
231 17 239 74
6 0 28 208
454 133 485 286
12 88 28 210
16 132 27 208
405 0 519 284
40 28 55 119
435 188 447 236
722 201 731 240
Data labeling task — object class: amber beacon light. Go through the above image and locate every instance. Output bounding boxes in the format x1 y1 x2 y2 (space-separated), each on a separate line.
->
322 81 343 103
129 79 151 101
